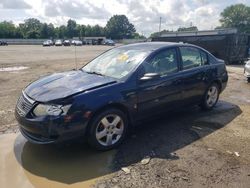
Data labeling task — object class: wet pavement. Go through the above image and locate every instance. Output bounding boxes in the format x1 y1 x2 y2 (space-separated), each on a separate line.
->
0 133 116 188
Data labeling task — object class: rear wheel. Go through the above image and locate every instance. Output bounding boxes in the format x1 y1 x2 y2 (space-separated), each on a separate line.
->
201 83 219 110
87 108 128 150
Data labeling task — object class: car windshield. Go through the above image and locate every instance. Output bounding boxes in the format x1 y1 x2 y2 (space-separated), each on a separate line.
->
82 48 150 79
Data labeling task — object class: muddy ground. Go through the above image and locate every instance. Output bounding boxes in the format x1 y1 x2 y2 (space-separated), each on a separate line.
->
0 45 250 188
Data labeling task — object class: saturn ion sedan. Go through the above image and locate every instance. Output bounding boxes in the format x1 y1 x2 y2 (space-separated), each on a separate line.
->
244 59 250 82
15 42 228 150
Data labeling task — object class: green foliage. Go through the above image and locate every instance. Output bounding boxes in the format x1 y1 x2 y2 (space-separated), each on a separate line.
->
21 18 42 38
0 21 18 38
66 19 77 38
0 15 138 39
132 32 146 39
177 26 198 32
105 15 136 39
150 30 170 38
220 4 250 33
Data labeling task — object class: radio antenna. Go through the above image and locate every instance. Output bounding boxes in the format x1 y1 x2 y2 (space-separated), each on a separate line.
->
74 44 77 70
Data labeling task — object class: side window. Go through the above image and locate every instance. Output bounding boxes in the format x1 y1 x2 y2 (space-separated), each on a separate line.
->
143 48 178 76
200 50 209 65
180 47 202 70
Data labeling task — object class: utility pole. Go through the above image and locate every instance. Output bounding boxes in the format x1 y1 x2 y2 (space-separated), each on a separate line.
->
159 17 162 33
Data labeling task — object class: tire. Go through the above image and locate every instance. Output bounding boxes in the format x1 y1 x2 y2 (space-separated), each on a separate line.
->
200 83 219 110
247 77 250 83
87 108 128 151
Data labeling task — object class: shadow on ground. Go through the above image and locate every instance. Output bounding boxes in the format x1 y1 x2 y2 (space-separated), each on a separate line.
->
14 101 242 185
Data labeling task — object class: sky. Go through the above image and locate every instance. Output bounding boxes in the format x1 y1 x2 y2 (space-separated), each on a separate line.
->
0 0 249 36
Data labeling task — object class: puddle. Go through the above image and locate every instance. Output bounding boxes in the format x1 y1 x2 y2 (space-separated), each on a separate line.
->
0 66 29 72
0 134 116 188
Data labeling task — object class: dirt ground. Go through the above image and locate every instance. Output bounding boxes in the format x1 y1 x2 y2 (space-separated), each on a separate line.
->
0 45 250 188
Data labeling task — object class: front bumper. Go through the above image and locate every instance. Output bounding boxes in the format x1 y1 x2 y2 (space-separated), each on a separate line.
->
15 110 89 144
244 65 250 78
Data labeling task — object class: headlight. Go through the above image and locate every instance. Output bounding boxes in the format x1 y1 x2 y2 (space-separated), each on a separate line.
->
33 104 71 117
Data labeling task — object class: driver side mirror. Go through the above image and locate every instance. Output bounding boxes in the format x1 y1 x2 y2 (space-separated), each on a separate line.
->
140 73 160 82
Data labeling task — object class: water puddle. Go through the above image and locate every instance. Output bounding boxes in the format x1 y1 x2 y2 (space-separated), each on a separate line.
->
0 134 116 188
0 66 29 72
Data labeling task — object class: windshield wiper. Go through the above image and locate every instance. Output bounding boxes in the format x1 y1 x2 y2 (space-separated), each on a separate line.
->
86 71 104 76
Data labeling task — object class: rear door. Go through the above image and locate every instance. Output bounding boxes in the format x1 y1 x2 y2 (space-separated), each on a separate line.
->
178 46 210 104
136 48 183 117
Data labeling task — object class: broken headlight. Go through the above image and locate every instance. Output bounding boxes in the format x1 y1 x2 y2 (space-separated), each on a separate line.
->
33 104 71 117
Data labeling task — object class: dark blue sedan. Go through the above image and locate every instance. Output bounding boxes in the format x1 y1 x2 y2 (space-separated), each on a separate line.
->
15 42 228 150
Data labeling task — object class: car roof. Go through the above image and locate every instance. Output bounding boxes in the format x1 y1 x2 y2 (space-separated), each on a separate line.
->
117 42 195 51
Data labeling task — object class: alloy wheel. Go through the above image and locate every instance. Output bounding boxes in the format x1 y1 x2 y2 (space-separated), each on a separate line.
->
206 86 218 107
95 114 124 146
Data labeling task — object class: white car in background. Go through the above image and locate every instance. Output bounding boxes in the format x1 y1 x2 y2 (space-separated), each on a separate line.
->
244 59 250 82
74 40 83 46
55 40 63 46
43 40 53 46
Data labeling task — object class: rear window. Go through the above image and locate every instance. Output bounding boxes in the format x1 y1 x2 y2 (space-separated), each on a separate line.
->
180 47 203 70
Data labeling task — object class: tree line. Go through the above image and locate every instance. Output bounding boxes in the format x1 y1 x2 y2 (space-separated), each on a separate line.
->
0 4 249 39
0 15 145 40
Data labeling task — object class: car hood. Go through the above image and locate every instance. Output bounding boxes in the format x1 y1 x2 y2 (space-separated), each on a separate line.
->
24 70 117 102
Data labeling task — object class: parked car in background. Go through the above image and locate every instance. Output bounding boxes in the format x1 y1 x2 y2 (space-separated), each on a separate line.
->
71 40 76 45
55 40 63 46
85 39 92 45
73 40 83 46
244 59 250 82
82 40 86 45
15 42 228 150
71 40 83 46
43 40 53 47
0 41 8 46
63 40 71 46
92 39 98 45
104 39 115 46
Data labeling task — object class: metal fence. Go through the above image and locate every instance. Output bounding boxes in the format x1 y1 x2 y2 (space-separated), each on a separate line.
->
0 39 46 45
0 38 148 45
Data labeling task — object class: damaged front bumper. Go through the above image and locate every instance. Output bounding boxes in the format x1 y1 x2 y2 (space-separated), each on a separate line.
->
15 110 89 144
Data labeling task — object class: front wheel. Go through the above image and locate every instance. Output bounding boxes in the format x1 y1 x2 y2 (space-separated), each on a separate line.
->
87 109 128 151
201 83 219 110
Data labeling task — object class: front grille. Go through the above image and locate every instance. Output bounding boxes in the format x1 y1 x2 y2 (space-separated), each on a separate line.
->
16 92 35 116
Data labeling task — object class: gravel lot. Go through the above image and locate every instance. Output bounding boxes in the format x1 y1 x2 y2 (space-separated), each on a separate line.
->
0 45 250 188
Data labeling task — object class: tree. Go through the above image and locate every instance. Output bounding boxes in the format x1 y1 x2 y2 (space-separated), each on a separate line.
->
0 21 17 38
66 19 77 38
47 23 55 38
150 29 170 38
105 15 136 39
21 18 42 38
91 25 105 36
132 32 146 39
220 4 250 33
177 26 198 32
55 25 67 39
0 15 139 39
40 23 49 38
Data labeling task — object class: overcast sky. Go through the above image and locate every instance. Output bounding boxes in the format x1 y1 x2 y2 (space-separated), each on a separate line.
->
0 0 249 36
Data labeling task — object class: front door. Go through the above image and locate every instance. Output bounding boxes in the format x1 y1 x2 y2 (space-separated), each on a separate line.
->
136 48 183 118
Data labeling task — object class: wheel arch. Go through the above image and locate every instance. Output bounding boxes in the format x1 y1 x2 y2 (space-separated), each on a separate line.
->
211 79 222 93
86 103 133 134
